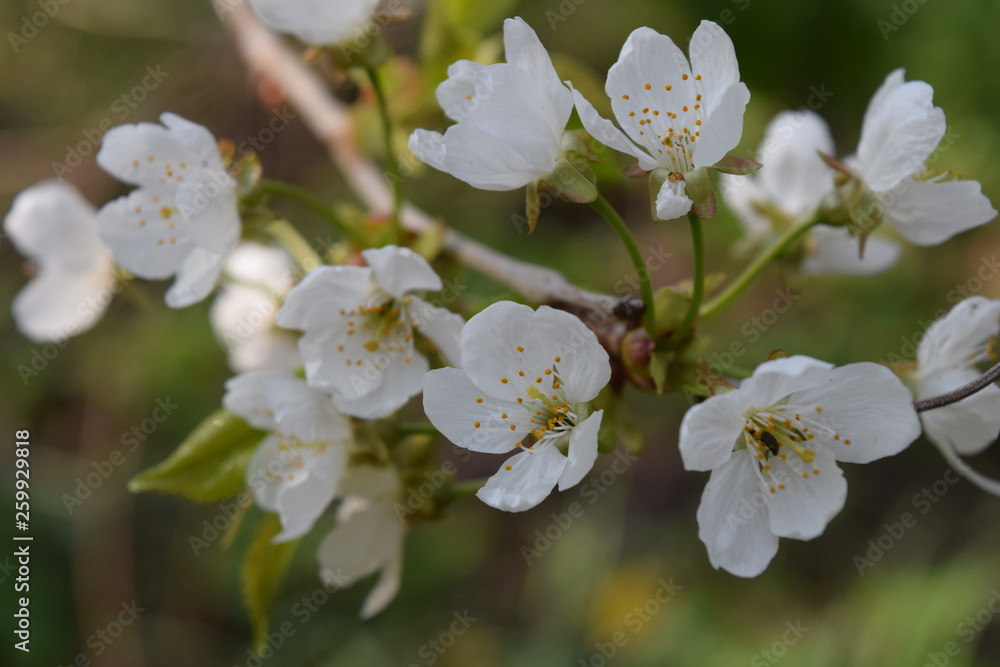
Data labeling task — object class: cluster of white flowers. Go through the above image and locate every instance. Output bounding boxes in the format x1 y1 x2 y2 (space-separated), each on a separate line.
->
6 4 1000 624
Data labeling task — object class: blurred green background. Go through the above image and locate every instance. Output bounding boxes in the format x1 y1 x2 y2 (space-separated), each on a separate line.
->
3 0 1000 665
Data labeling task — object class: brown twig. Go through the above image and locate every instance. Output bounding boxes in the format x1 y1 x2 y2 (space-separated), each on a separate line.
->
914 360 1000 412
219 3 629 321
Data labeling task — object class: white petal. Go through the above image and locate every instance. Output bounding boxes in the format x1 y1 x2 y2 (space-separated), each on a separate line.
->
654 177 694 221
333 348 429 419
317 499 403 591
475 443 568 512
919 369 1000 456
422 368 531 454
502 17 574 125
692 82 751 169
885 179 997 246
270 444 347 542
688 21 742 116
738 355 835 410
3 180 105 270
408 126 543 191
363 245 442 297
917 296 1000 373
96 122 202 192
11 266 115 343
223 242 294 292
569 87 657 171
856 71 945 191
407 296 464 367
265 375 351 443
696 454 780 578
461 302 610 404
787 362 922 463
223 370 285 430
755 110 836 219
248 0 379 45
436 60 487 122
165 245 228 308
160 112 225 174
175 171 241 254
764 446 846 540
678 390 746 471
96 190 193 279
557 411 602 491
801 226 900 276
276 265 373 331
211 285 299 372
359 549 404 620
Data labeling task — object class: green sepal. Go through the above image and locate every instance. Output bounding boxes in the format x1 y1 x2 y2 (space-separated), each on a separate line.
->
710 154 762 175
684 168 716 220
128 409 267 502
542 155 598 205
242 514 301 655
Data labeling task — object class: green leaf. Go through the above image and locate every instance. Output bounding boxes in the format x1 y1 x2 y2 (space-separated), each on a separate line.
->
128 409 267 502
242 514 301 655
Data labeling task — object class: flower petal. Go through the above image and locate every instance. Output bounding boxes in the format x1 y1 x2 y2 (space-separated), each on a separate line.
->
333 347 429 419
692 82 750 169
223 370 286 430
475 443 567 512
359 548 404 620
422 368 531 454
165 245 228 308
362 245 442 298
160 112 225 174
688 21 741 117
3 180 105 270
276 265 373 331
755 110 836 219
919 369 1000 456
801 226 900 276
407 296 464 367
96 190 193 279
11 266 115 343
502 17 574 125
856 70 945 191
885 179 997 246
264 374 351 443
436 60 487 122
696 454 780 577
764 446 847 540
654 177 694 221
557 411 602 491
96 122 202 193
175 171 241 254
678 389 746 471
408 126 544 191
569 86 657 171
787 362 922 463
248 0 379 45
917 296 1000 373
317 498 403 592
738 355 835 410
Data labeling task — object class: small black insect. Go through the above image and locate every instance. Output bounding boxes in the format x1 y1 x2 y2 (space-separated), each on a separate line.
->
760 431 780 456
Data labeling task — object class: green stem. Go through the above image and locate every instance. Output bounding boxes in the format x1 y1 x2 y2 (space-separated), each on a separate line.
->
590 195 657 337
255 180 365 246
263 218 323 270
699 219 820 322
450 478 488 498
366 65 405 244
666 212 705 346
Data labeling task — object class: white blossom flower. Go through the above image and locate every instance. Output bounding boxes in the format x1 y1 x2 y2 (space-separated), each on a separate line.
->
423 301 611 512
679 355 921 577
408 17 575 191
317 464 404 619
96 112 240 308
276 246 464 419
4 180 116 342
570 21 751 220
248 0 379 46
847 69 996 245
225 370 352 542
210 242 300 372
720 110 901 275
916 297 1000 494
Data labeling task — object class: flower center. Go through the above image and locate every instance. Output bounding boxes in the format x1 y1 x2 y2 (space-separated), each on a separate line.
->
619 72 707 173
338 293 413 367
